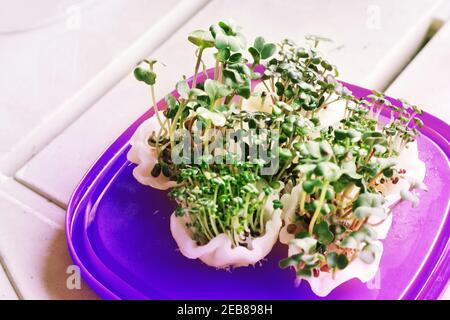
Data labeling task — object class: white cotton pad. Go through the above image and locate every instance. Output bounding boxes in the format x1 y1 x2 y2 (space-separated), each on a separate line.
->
289 241 383 297
316 95 347 128
241 83 273 113
127 111 177 190
377 140 426 197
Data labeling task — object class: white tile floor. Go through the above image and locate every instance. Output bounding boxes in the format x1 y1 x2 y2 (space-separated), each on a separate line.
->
387 22 450 124
0 0 448 299
0 264 17 300
0 0 182 174
0 176 98 299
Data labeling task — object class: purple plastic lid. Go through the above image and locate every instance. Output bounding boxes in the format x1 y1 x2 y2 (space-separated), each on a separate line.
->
66 67 450 300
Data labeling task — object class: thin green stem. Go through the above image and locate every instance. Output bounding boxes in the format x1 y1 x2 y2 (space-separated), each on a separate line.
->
192 47 205 88
309 180 329 235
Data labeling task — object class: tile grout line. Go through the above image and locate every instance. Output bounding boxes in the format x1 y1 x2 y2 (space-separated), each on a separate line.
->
362 0 445 91
0 0 212 177
0 257 22 300
0 179 24 299
0 189 62 229
382 17 446 92
0 179 61 300
13 176 67 210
